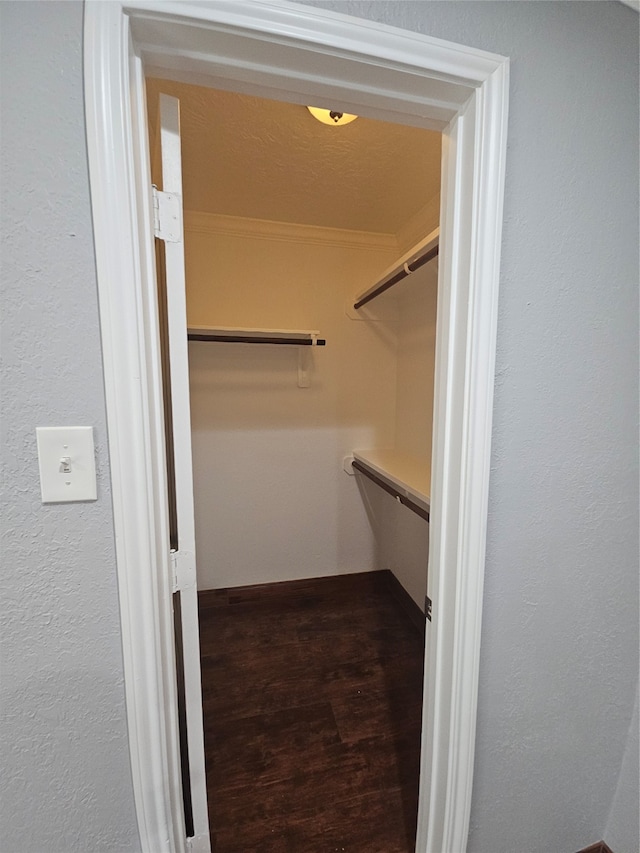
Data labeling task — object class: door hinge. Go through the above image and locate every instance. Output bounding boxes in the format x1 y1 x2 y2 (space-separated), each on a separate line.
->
186 833 211 853
171 549 196 593
152 185 182 242
425 595 432 622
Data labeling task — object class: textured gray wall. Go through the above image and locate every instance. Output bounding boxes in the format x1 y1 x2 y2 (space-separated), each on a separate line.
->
300 3 640 851
1 2 638 853
0 3 141 851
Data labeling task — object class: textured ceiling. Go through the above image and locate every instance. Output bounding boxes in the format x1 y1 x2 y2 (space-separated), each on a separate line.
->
146 78 441 235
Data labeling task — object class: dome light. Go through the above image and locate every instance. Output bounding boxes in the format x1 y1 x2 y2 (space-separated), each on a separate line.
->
307 106 358 126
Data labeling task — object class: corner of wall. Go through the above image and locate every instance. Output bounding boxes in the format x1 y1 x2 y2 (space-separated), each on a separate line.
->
395 192 440 254
604 682 640 853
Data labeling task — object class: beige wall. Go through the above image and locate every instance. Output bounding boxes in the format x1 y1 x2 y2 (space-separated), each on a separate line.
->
388 257 438 607
186 211 439 604
356 241 438 608
395 256 438 461
186 213 402 589
186 207 435 604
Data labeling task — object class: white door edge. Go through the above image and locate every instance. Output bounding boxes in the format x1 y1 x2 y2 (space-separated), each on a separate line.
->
83 2 509 852
158 92 211 850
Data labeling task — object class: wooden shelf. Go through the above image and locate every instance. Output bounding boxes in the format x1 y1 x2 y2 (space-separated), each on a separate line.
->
351 448 430 520
187 326 326 346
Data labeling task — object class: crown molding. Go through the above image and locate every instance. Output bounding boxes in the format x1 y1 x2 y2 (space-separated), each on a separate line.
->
184 210 398 250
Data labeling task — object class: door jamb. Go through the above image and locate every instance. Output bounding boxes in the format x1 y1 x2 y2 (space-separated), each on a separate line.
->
84 2 509 851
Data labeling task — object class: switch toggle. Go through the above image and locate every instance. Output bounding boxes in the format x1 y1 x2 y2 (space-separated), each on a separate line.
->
36 426 97 503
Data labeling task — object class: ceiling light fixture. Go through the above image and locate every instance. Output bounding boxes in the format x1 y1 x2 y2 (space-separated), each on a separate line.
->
307 106 358 126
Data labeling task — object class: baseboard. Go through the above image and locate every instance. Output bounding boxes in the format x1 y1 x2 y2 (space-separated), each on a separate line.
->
199 570 427 640
382 569 426 637
577 842 615 853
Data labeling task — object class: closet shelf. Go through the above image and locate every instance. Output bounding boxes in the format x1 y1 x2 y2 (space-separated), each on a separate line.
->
187 326 326 346
353 227 439 310
351 449 430 521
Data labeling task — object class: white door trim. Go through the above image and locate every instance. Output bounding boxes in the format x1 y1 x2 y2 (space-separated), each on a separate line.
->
84 3 509 851
157 92 211 852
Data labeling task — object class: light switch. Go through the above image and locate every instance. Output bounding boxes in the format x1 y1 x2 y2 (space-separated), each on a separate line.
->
36 426 97 503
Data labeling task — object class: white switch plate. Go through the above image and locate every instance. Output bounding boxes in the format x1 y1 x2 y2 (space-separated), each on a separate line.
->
36 426 97 503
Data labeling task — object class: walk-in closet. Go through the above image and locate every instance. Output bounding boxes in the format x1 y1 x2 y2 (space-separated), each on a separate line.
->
146 77 442 853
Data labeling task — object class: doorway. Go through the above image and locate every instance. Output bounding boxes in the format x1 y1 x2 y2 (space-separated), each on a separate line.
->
147 79 442 850
84 4 509 851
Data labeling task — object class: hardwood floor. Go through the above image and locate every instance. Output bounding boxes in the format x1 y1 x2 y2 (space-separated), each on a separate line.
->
198 571 425 853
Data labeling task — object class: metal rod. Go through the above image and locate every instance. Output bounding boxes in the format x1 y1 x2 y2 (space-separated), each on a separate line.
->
354 243 439 310
352 458 430 522
187 333 326 346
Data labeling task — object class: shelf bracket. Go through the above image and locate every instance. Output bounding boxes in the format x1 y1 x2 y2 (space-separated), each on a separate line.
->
297 346 310 388
351 457 430 522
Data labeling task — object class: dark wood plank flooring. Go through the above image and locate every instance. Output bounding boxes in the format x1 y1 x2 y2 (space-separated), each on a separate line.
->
198 571 425 853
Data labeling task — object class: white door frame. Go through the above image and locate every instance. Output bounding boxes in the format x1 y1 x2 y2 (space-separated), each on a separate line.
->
84 3 509 852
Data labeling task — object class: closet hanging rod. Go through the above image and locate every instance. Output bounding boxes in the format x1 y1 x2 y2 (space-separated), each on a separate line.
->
187 326 326 346
351 458 430 522
354 243 439 310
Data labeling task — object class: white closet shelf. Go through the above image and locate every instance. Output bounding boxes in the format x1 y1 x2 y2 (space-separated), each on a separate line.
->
352 449 431 521
187 326 326 346
353 227 439 310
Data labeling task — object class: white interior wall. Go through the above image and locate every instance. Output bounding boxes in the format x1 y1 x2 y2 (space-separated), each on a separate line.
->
357 474 430 609
186 214 402 589
354 230 439 609
173 81 442 601
395 260 438 462
387 258 438 608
